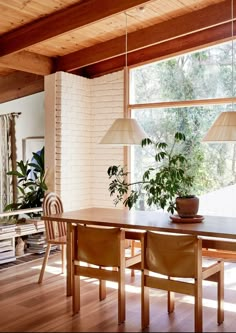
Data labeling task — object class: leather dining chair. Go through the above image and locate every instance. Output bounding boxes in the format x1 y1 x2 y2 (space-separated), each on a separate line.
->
141 231 224 332
72 223 127 324
38 192 67 284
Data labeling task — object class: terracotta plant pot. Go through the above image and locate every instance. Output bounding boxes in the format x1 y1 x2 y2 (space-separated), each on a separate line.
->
175 195 199 218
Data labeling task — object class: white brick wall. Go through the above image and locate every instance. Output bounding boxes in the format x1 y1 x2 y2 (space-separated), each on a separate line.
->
90 71 124 208
45 70 125 211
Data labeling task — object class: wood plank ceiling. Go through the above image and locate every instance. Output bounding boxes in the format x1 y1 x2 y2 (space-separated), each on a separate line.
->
0 0 233 103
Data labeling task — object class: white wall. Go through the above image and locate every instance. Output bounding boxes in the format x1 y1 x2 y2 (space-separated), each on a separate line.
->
0 92 45 161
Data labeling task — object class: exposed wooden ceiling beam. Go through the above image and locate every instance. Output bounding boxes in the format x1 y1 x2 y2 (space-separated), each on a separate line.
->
57 0 234 72
0 0 151 57
75 22 232 78
0 71 44 104
0 51 54 75
0 0 232 77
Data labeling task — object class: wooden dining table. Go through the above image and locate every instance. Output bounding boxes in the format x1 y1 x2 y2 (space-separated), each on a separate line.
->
42 207 236 296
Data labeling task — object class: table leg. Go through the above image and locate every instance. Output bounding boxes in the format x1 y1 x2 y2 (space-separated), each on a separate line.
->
66 223 73 296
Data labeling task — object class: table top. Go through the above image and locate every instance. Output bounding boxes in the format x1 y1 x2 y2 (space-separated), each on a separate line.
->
42 207 236 240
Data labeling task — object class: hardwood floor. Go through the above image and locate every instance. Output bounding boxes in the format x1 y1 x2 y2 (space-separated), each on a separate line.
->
1 254 236 332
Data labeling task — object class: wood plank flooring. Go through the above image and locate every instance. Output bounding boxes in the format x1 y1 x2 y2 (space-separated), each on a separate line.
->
1 253 236 332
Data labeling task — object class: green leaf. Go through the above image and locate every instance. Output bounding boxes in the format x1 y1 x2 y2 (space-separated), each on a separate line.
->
141 138 152 147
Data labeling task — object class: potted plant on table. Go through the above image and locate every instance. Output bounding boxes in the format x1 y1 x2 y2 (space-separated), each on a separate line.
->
107 132 199 218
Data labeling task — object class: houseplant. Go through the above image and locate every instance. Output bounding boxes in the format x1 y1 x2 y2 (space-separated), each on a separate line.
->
107 132 199 217
4 147 47 218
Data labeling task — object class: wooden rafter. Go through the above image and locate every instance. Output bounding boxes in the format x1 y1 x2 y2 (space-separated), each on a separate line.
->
74 21 233 78
0 0 151 57
57 0 235 72
0 51 54 75
0 0 234 78
0 71 44 103
0 0 235 103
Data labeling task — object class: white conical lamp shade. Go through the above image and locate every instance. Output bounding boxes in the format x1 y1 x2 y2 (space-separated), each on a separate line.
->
202 111 236 142
100 118 147 145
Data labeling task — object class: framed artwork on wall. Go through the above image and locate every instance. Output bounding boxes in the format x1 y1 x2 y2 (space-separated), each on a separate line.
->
22 136 44 162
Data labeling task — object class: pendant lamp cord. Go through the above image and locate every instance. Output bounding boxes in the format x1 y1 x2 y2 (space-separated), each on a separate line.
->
232 0 234 110
124 12 128 119
125 12 128 71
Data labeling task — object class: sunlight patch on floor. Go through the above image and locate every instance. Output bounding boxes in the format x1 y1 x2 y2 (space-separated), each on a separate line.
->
30 260 64 276
179 295 236 313
80 277 141 294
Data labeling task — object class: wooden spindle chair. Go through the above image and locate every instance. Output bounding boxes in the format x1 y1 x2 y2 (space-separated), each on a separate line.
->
38 192 67 284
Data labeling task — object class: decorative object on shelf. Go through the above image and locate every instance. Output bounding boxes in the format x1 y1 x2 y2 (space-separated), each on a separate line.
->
203 0 236 142
99 11 147 146
107 132 199 216
15 237 25 256
4 147 47 218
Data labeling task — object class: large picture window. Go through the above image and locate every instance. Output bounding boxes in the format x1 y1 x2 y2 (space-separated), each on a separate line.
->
130 41 236 217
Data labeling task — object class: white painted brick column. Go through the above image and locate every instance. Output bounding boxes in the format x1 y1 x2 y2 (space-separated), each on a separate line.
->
44 70 125 211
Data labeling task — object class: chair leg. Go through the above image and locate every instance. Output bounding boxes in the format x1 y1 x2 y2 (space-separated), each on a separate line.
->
38 244 51 284
99 279 106 301
98 266 106 301
118 272 125 324
168 291 175 313
61 244 66 274
131 240 135 277
73 275 80 314
141 271 150 329
194 285 203 333
217 263 224 325
167 276 175 313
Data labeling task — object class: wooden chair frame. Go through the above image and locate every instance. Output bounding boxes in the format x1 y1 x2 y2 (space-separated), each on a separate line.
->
38 192 67 284
141 232 224 332
72 224 126 324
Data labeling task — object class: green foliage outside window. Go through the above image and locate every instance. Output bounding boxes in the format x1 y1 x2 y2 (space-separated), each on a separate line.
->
130 41 236 210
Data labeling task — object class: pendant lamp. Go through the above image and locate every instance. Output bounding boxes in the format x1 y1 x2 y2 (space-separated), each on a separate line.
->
100 12 147 145
203 0 236 143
